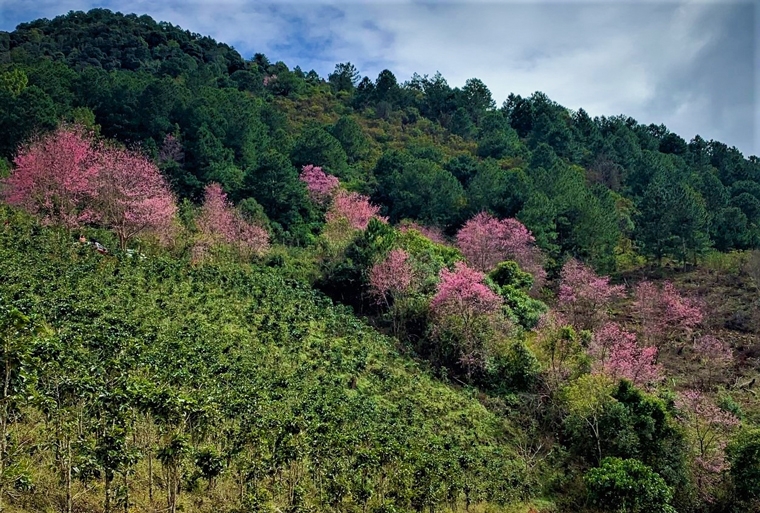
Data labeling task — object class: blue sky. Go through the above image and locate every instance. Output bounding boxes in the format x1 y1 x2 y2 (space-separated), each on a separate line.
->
1 0 757 157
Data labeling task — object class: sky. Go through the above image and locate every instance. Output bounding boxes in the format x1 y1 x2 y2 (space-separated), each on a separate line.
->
1 0 758 157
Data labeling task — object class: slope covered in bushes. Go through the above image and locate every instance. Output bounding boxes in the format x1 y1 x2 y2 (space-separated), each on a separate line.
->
0 207 533 512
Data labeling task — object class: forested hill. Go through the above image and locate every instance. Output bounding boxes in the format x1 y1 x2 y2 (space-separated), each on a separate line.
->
2 9 759 273
1 8 760 513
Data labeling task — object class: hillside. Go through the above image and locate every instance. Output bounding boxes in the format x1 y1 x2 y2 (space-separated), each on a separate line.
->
0 9 759 513
0 207 534 513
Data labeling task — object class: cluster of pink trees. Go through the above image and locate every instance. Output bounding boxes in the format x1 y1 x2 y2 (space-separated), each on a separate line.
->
194 183 269 260
299 165 385 231
558 259 625 331
633 281 703 354
548 258 725 391
588 322 661 388
456 212 545 290
1 126 176 250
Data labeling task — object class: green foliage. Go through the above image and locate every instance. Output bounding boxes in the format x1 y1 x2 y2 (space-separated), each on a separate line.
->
487 261 547 328
584 457 676 513
0 208 530 511
382 158 465 227
727 428 760 503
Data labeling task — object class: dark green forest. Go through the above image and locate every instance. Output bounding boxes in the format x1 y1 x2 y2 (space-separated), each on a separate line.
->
0 9 759 513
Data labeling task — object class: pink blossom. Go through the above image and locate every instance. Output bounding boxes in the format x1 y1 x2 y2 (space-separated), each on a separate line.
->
693 335 733 367
369 249 414 305
692 335 734 389
558 259 625 331
430 262 505 377
634 281 703 352
326 190 385 231
196 183 269 258
589 323 662 388
430 262 502 318
90 146 177 250
2 125 99 229
299 164 339 205
456 212 545 289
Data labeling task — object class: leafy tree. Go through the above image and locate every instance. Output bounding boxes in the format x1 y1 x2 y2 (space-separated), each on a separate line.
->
675 390 740 502
328 62 360 93
449 108 476 139
0 68 28 96
712 206 754 250
466 162 529 218
489 262 547 329
384 159 464 227
0 86 58 159
727 428 760 505
329 116 368 164
584 457 676 513
517 192 559 258
444 154 479 187
290 126 349 179
460 78 495 125
242 151 313 240
563 374 616 464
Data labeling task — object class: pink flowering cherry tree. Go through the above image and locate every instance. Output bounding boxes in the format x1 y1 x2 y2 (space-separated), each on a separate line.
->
429 262 505 378
368 248 415 336
2 125 99 229
456 212 546 291
588 323 662 388
91 146 177 250
633 281 703 357
558 259 625 331
299 164 339 206
2 125 178 249
676 389 740 502
692 335 734 389
326 190 385 231
195 183 269 260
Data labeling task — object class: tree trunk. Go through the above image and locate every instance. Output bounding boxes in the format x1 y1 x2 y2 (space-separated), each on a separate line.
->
148 451 153 504
104 471 113 513
123 472 129 513
66 439 72 513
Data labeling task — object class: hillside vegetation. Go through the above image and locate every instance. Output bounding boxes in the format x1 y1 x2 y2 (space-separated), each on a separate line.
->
0 8 759 513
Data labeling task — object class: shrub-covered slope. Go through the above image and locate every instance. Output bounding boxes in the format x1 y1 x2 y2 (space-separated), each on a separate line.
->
0 207 532 512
